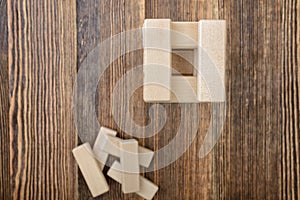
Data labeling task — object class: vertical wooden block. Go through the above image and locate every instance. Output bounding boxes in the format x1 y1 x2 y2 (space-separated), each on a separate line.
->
143 19 172 102
108 161 159 200
93 127 117 170
100 134 154 168
120 139 140 193
72 143 109 197
198 20 226 102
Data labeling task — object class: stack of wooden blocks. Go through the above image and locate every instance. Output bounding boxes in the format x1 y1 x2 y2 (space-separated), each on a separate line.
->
72 127 158 199
143 19 226 103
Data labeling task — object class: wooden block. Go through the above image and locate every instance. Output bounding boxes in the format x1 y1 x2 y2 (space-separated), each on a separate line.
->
72 143 109 197
198 20 226 102
143 19 172 102
170 76 197 103
93 127 117 170
108 161 159 200
120 139 140 193
171 22 198 49
100 134 154 168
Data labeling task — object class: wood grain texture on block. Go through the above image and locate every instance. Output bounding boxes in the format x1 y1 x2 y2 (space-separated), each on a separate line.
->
100 134 154 168
93 127 117 170
72 143 109 197
170 76 198 103
143 19 171 102
171 22 198 49
108 162 159 200
198 20 226 102
120 139 140 193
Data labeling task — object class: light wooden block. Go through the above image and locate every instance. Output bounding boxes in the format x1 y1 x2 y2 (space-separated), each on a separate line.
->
143 19 172 102
120 139 140 193
171 22 198 49
100 134 154 168
143 19 226 103
108 161 159 200
170 76 197 103
93 127 117 170
198 20 226 102
72 143 109 197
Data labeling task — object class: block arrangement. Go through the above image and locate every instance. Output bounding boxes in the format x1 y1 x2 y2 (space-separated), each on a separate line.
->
72 127 158 199
143 19 226 103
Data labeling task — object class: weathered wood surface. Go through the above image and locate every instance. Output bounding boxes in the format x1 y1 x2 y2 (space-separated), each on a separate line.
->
5 0 78 199
0 0 299 199
0 0 10 199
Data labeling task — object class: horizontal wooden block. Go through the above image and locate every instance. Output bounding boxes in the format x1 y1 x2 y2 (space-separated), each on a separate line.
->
100 134 154 168
72 143 109 197
198 20 226 102
120 139 140 193
171 22 198 49
93 127 117 170
143 19 172 102
108 161 159 200
170 76 197 103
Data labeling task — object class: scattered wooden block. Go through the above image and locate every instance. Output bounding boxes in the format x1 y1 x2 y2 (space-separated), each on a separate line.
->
100 134 154 168
93 127 117 170
197 20 226 102
120 139 140 193
108 161 159 200
72 143 109 197
143 19 172 102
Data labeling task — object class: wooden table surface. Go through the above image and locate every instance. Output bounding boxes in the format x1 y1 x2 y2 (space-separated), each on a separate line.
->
1 0 300 199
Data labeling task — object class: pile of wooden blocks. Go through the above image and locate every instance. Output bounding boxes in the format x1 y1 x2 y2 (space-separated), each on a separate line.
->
72 127 158 199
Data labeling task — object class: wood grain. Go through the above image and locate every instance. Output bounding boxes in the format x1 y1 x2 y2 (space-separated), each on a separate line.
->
7 0 77 199
1 0 299 199
0 0 11 199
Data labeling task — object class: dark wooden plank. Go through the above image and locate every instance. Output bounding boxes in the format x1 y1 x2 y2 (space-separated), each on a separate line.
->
214 0 300 199
77 0 146 199
280 0 300 198
0 0 11 199
145 1 220 199
7 0 77 199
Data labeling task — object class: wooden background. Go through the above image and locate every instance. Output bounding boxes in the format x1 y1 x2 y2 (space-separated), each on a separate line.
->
1 0 299 199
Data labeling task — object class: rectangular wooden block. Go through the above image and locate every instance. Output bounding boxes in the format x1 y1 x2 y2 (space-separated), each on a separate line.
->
170 76 198 103
100 134 154 168
108 161 159 200
143 19 172 102
120 139 140 193
93 127 117 170
171 22 198 49
198 20 226 102
72 143 109 197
